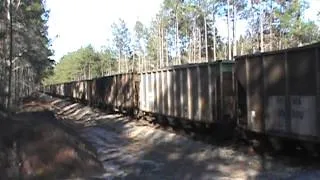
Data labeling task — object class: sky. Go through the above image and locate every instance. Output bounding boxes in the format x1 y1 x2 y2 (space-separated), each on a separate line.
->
46 0 320 62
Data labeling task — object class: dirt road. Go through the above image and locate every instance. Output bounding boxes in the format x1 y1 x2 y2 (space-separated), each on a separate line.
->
3 93 319 179
0 97 104 179
28 93 317 180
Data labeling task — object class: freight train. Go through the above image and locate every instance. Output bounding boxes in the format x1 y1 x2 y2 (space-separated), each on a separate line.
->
43 42 320 152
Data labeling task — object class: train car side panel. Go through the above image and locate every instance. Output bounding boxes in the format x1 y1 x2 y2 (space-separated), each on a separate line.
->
288 48 317 137
222 63 236 123
138 61 236 125
139 73 146 111
199 66 209 122
235 42 320 142
175 69 181 117
263 53 286 132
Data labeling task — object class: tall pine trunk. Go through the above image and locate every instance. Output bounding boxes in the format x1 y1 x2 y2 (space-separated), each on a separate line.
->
157 23 161 68
204 15 208 62
269 0 273 51
198 27 201 62
192 20 196 62
125 54 128 72
161 22 164 67
118 50 121 73
259 3 264 52
227 0 231 60
233 2 237 58
7 0 13 111
176 12 180 65
212 12 216 61
187 29 191 63
165 30 169 66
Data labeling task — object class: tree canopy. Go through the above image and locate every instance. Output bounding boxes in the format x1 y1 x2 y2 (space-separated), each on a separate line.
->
0 0 54 109
45 0 320 85
44 45 116 84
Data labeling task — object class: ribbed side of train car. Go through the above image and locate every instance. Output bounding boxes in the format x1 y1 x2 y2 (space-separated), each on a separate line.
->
88 72 139 113
44 80 88 102
139 60 236 125
72 80 89 101
234 42 320 142
52 81 74 99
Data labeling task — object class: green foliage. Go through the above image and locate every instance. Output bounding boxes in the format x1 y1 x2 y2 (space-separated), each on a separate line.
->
46 0 320 84
111 18 131 56
133 20 148 54
151 0 227 60
146 19 160 60
244 0 320 50
0 0 54 108
43 46 117 85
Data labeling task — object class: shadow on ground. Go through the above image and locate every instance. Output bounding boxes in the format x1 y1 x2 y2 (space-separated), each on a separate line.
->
0 96 104 180
28 92 320 180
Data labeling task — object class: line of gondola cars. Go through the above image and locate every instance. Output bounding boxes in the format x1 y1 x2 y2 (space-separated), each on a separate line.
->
44 72 139 114
43 42 320 150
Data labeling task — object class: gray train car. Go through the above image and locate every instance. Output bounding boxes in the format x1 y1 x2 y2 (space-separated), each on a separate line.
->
139 60 236 125
234 42 320 143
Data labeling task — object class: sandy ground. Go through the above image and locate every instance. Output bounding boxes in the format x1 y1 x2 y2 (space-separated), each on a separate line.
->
9 93 320 179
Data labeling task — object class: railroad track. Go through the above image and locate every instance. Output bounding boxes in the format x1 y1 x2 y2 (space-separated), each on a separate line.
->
133 113 320 164
135 114 255 149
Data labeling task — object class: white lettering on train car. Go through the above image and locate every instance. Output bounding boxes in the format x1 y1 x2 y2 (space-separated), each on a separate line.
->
290 96 316 136
265 96 286 132
148 92 154 100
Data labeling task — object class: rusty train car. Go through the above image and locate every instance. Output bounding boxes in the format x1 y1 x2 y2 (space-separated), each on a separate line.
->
43 42 320 149
235 42 320 148
44 72 139 114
